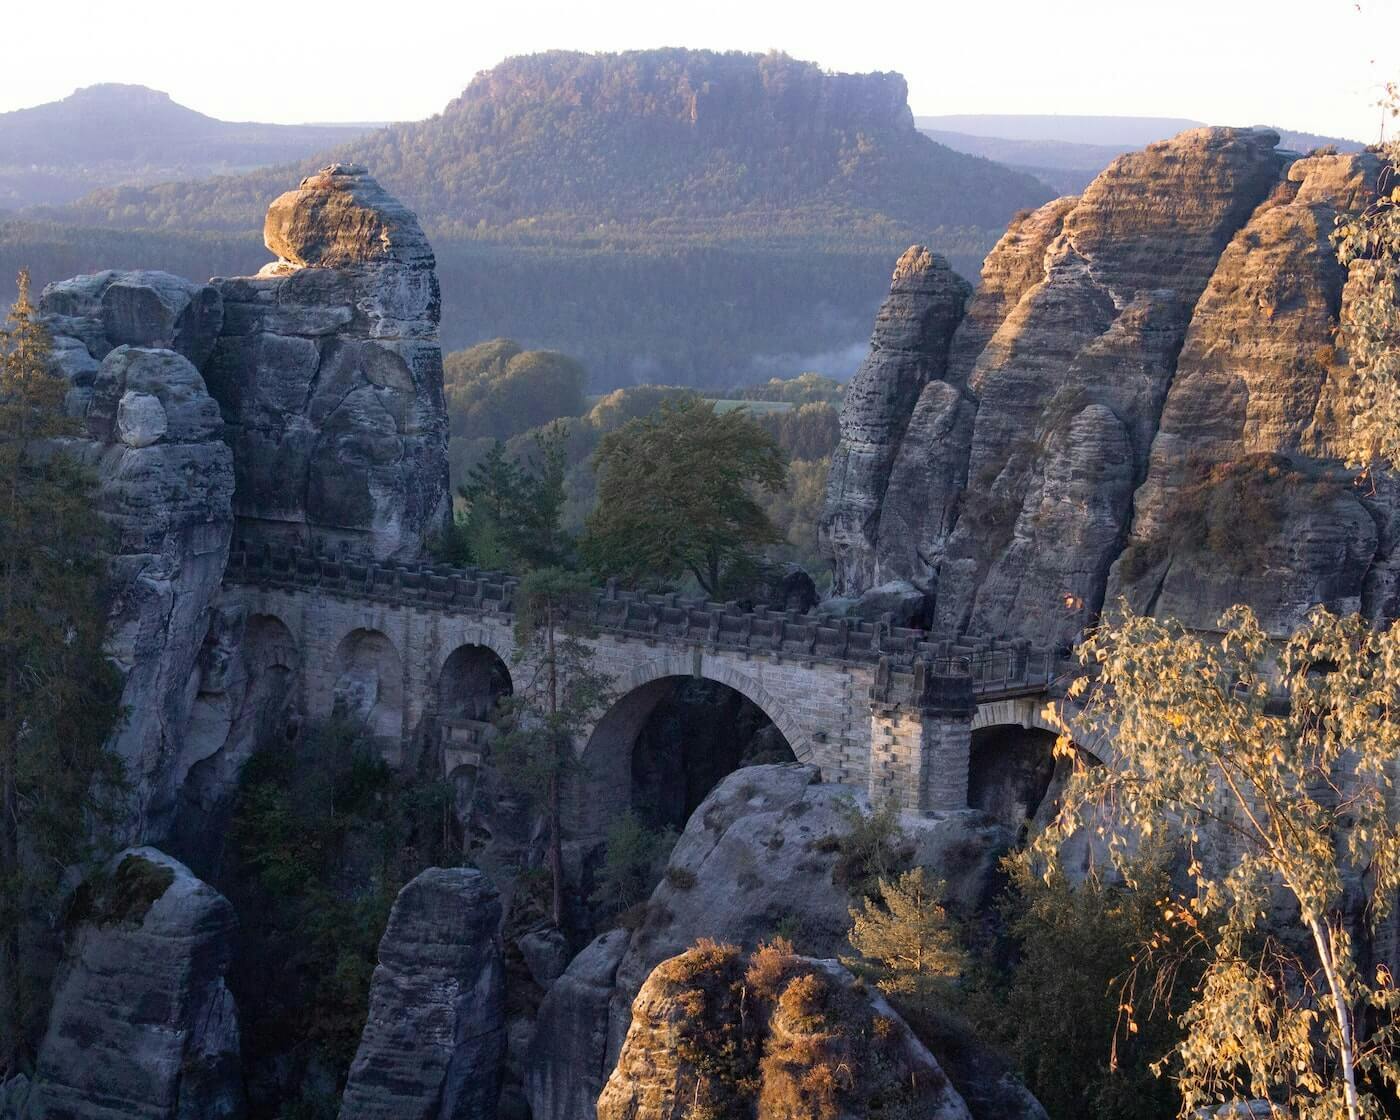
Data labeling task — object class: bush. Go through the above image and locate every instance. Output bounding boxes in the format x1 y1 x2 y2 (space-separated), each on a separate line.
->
818 797 914 900
591 811 677 919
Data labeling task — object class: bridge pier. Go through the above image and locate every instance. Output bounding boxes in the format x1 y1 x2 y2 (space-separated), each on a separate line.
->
868 660 975 813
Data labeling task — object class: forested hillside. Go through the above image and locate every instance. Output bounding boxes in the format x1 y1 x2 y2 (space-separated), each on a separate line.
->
0 84 369 210
7 51 1052 385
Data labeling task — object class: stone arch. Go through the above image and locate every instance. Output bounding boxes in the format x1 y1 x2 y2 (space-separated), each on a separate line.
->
968 696 1107 832
241 613 301 739
436 642 514 723
570 656 806 840
331 627 404 744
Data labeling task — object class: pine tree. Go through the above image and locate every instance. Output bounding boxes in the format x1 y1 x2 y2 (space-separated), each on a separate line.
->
0 272 122 1075
844 866 964 1012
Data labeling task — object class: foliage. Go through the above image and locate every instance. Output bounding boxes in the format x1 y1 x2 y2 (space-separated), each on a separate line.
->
443 338 588 441
1038 605 1400 1120
844 867 965 1014
583 397 787 596
437 424 572 571
495 567 614 926
590 811 677 917
756 401 841 462
1332 91 1400 470
965 857 1193 1120
821 796 914 901
0 273 123 1074
226 721 455 1101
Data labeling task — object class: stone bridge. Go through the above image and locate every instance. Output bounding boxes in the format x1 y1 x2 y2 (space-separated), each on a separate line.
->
221 543 1071 838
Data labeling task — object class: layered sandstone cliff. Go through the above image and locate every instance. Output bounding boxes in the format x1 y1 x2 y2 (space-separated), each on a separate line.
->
822 128 1389 643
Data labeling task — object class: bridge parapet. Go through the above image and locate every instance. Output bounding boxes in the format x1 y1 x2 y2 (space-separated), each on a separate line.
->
223 542 1070 696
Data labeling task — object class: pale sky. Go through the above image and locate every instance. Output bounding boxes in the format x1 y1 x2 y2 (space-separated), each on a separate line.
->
5 0 1399 142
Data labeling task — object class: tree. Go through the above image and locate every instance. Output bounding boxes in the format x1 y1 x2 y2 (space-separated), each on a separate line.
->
442 424 572 571
0 272 122 1074
1039 605 1400 1120
1332 89 1400 472
844 867 964 1014
582 398 787 597
495 568 612 927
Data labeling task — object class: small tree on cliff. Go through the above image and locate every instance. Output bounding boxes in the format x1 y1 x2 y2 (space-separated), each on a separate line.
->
844 867 964 1015
582 398 786 597
0 272 122 1074
1039 605 1400 1120
495 567 612 927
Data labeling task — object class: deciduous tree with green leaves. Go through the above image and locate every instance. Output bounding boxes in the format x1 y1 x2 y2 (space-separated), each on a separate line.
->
1040 605 1400 1120
0 272 122 1074
582 398 787 597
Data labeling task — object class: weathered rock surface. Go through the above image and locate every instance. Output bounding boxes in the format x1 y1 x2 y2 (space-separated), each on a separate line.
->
28 848 243 1120
339 867 506 1120
205 163 450 561
38 277 236 843
1108 151 1386 632
527 764 1021 1120
822 247 971 594
597 944 973 1120
524 928 630 1120
824 128 1391 643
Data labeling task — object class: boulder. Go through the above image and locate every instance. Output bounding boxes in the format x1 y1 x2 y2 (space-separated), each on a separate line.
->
206 165 450 561
28 848 243 1120
597 944 974 1120
339 867 506 1120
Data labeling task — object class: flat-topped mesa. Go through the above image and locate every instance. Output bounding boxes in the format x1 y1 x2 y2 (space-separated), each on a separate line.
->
820 246 971 599
205 164 451 563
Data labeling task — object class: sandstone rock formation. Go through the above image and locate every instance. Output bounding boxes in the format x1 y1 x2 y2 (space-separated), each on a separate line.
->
823 247 971 596
340 867 506 1120
205 164 451 562
38 278 236 843
823 128 1390 644
27 848 243 1120
596 943 972 1120
527 764 1024 1120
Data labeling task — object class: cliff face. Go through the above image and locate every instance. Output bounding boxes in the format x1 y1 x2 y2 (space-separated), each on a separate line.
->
823 128 1388 642
206 164 451 562
36 165 451 848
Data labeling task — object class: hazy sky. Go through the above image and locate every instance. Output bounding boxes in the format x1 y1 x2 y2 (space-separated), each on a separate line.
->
5 0 1399 141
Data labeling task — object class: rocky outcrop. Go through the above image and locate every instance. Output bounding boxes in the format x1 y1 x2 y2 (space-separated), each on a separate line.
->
596 943 972 1120
524 928 630 1120
1108 151 1386 632
527 764 1020 1120
340 867 506 1120
822 247 971 595
205 164 451 562
824 128 1389 643
28 848 243 1120
38 277 235 843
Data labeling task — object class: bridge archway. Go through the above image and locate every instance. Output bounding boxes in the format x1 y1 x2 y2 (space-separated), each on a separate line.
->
330 627 404 745
968 697 1104 834
572 659 802 840
437 643 513 723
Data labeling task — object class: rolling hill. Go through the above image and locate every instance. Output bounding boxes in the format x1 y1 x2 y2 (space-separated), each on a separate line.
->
0 84 371 210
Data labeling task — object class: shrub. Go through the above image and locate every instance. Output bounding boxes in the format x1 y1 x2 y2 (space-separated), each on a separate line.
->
592 811 677 918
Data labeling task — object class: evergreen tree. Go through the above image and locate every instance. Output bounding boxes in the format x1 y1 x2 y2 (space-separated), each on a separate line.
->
844 866 964 1013
0 272 122 1074
495 568 612 927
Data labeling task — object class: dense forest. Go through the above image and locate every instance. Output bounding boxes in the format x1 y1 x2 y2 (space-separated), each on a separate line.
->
4 51 1052 385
